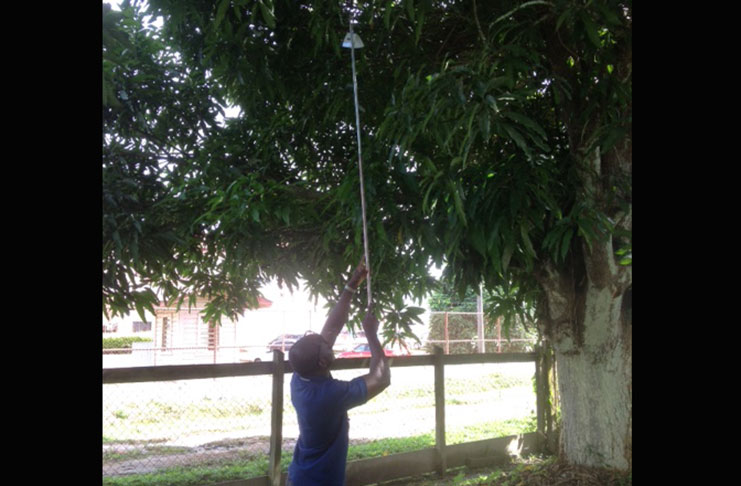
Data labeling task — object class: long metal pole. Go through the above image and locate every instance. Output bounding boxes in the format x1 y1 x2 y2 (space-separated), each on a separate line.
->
349 18 372 307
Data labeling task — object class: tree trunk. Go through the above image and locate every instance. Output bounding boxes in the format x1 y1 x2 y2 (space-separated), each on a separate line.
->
555 287 631 469
537 249 632 470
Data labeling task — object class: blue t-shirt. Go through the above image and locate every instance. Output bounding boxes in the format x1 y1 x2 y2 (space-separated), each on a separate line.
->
288 372 368 486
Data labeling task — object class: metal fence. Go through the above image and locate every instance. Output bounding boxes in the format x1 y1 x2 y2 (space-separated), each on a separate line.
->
103 312 537 369
103 375 274 476
426 311 537 354
103 344 258 368
103 350 552 486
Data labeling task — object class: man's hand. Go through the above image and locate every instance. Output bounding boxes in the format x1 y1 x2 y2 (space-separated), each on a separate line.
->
347 260 368 290
361 308 379 337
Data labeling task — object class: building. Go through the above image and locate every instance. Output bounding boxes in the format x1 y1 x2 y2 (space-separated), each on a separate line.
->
150 296 274 365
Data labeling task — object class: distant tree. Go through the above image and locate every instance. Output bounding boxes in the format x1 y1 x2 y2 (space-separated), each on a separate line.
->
427 281 478 313
426 280 477 354
426 281 537 354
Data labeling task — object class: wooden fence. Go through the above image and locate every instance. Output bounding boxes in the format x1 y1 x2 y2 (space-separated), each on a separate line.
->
103 347 555 486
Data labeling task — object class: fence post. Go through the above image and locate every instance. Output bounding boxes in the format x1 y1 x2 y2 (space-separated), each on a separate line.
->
434 346 446 477
269 350 285 486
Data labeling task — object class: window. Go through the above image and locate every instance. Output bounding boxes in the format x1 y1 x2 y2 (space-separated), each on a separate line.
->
133 321 152 333
161 317 170 349
208 324 219 351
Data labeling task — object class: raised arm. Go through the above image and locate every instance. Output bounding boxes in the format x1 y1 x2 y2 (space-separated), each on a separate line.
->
359 308 391 400
320 261 367 348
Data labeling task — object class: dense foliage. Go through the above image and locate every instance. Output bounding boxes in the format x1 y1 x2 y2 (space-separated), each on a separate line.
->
103 0 631 345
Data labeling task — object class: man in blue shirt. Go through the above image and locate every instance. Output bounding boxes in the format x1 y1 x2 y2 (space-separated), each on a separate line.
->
287 262 391 486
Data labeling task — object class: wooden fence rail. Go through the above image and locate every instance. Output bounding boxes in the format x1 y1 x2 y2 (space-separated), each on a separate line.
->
103 349 550 486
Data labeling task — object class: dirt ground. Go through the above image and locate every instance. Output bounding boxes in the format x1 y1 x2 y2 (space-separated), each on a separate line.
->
375 456 632 486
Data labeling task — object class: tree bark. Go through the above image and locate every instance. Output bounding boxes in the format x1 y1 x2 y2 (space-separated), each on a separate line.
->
537 245 632 470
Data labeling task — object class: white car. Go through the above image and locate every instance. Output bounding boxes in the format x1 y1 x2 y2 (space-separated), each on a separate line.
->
333 330 366 353
102 321 118 333
239 347 276 363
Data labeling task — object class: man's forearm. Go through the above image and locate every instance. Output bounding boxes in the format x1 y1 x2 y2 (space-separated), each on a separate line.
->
320 263 366 347
366 333 390 388
320 288 354 347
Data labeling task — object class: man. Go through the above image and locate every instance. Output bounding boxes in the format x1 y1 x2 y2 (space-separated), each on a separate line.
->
287 262 391 486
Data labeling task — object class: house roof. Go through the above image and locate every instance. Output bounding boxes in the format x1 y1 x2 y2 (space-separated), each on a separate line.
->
257 296 273 308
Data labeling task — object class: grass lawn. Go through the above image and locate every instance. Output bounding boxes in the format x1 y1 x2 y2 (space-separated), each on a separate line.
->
103 364 537 486
102 416 536 486
102 450 632 486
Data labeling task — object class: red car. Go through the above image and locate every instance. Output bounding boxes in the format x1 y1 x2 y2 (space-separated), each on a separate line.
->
337 343 397 358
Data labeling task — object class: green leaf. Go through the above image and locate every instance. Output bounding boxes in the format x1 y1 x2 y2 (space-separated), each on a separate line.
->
580 11 601 48
595 2 623 26
502 123 532 159
232 6 242 21
414 12 425 44
485 95 499 112
470 226 487 256
422 181 437 212
405 0 415 21
520 224 537 258
504 111 547 140
214 0 230 28
259 0 276 29
455 82 466 104
376 220 389 242
451 181 467 226
556 7 574 31
560 229 573 262
502 243 514 273
479 111 491 140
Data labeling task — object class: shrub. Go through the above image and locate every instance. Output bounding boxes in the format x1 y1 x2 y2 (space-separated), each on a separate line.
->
103 336 153 351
